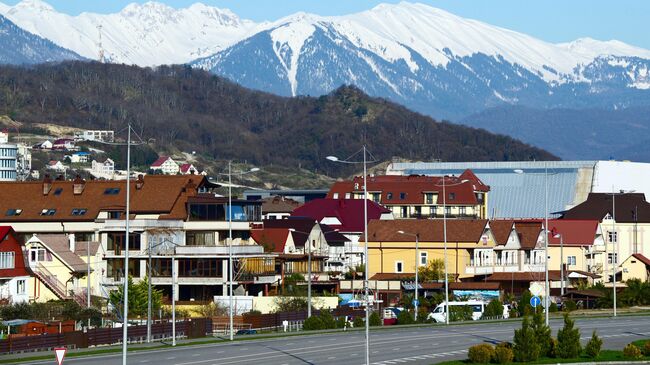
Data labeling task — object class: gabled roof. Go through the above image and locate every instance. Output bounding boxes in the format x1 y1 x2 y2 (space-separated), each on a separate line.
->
0 226 12 241
514 221 542 249
291 198 390 233
29 235 88 273
560 193 650 223
0 175 205 222
250 228 290 253
151 156 173 167
366 219 489 243
631 253 650 267
179 164 195 173
490 220 514 245
262 217 316 248
547 220 599 246
327 172 489 206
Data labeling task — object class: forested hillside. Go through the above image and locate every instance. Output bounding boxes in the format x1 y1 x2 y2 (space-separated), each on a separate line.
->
0 62 556 177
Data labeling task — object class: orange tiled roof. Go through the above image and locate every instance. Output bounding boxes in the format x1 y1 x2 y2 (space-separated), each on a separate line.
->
365 219 488 243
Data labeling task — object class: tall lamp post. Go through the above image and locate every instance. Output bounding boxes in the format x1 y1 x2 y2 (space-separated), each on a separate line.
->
327 146 376 365
552 231 565 296
220 162 259 341
397 231 419 321
608 188 634 317
122 125 132 365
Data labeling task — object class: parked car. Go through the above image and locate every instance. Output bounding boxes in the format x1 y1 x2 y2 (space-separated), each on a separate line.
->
428 300 486 323
236 329 257 335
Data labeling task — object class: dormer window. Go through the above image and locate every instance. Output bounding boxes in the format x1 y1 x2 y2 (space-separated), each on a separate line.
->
5 209 22 216
448 192 456 200
104 188 120 195
387 192 393 200
72 208 87 216
40 209 56 216
53 188 63 196
399 192 406 200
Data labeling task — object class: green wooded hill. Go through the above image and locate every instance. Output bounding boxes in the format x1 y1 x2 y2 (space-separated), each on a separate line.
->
0 62 556 177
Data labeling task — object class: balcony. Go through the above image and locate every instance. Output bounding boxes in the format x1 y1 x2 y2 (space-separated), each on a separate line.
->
465 260 520 275
410 213 478 219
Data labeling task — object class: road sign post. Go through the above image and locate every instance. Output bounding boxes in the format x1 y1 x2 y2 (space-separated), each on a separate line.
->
530 296 541 308
55 347 67 365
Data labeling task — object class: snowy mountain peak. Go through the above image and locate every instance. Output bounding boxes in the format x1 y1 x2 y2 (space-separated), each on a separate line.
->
12 0 54 12
557 37 650 59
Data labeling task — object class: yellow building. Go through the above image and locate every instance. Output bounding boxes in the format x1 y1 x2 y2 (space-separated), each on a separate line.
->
25 234 101 304
621 254 650 282
365 219 494 280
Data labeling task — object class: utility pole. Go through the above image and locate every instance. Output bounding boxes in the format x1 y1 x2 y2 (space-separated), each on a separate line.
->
122 125 131 365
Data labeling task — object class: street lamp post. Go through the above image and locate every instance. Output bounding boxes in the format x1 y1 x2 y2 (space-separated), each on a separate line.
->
397 231 419 321
122 125 131 365
327 146 374 365
222 162 259 341
553 232 564 296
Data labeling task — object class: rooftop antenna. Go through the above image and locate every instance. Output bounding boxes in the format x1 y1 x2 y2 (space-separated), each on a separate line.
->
97 24 105 63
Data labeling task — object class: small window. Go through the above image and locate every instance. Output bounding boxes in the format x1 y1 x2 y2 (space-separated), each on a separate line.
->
387 192 393 200
608 231 617 243
104 188 120 195
459 206 467 215
567 256 576 266
72 208 87 216
448 192 456 200
345 193 351 199
5 209 21 216
420 252 428 266
399 192 406 200
108 211 121 219
332 193 339 199
395 261 404 273
16 279 25 295
53 188 63 196
40 209 56 216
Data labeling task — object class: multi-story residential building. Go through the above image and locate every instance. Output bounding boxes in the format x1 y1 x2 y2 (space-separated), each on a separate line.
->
16 143 32 181
150 156 179 175
327 170 489 219
0 227 31 304
560 192 650 283
91 158 115 178
0 175 274 302
291 198 393 270
262 196 301 220
74 130 115 143
0 135 17 181
52 138 76 151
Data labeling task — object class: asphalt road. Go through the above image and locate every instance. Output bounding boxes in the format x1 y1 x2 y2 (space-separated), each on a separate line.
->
21 316 650 365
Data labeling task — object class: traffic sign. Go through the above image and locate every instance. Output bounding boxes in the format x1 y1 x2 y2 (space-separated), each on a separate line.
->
413 299 419 306
54 347 67 365
529 282 543 296
530 296 541 308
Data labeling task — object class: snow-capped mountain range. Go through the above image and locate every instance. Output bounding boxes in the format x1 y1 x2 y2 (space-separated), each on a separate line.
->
1 0 650 119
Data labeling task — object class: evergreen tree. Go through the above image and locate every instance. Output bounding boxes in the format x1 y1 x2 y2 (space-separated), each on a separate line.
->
531 310 552 356
513 316 540 362
556 314 582 358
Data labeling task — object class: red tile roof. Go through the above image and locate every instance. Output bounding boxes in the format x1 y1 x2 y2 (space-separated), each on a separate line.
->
151 156 172 167
547 220 599 246
366 219 489 243
0 226 11 241
561 193 650 223
487 270 562 282
490 220 514 245
250 228 289 253
179 164 194 173
327 173 487 205
292 198 390 233
459 169 491 193
632 253 650 267
515 221 542 249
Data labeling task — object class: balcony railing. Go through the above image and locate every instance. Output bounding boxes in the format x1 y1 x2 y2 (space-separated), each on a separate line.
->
410 213 478 219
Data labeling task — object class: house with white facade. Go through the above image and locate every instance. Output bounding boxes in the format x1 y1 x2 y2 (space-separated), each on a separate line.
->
0 227 30 304
150 156 179 175
47 160 66 172
91 158 115 178
74 130 114 143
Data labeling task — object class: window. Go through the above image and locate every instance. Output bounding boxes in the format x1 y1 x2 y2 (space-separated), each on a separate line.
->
104 188 120 195
0 252 15 269
345 193 351 199
567 256 576 266
420 252 428 266
608 253 618 264
448 192 456 200
445 206 451 215
106 258 141 279
332 193 339 199
107 232 142 251
29 248 47 263
16 279 25 295
53 188 63 196
387 192 393 200
177 258 222 277
371 193 381 203
40 209 56 216
395 261 404 273
108 211 121 219
425 193 434 204
459 206 467 216
401 206 408 218
71 208 87 216
5 209 22 216
414 206 421 217
608 231 618 243
399 192 406 200
186 231 216 246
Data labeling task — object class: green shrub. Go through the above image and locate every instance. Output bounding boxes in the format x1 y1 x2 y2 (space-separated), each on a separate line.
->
335 316 347 329
513 317 540 362
556 314 581 358
450 305 473 322
549 302 558 312
643 341 650 356
493 342 514 364
563 300 577 312
548 338 559 358
467 344 494 364
483 299 504 318
585 330 603 358
397 310 415 325
353 316 365 328
369 311 382 326
302 316 324 330
531 311 552 357
623 344 642 359
518 290 533 316
318 311 337 329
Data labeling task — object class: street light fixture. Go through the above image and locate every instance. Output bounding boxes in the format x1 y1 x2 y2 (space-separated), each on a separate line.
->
146 238 181 346
397 230 419 321
326 146 376 365
219 162 259 341
553 232 564 296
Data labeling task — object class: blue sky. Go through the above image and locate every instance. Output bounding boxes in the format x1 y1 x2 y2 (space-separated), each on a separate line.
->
5 0 649 48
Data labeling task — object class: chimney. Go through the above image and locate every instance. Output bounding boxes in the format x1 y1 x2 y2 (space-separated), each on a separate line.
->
42 175 52 195
73 175 85 195
68 233 76 252
135 174 145 190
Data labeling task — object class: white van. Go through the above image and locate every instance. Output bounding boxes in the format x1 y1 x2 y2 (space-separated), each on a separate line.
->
428 300 486 323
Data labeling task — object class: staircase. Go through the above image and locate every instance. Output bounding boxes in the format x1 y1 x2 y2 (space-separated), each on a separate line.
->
33 263 69 300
